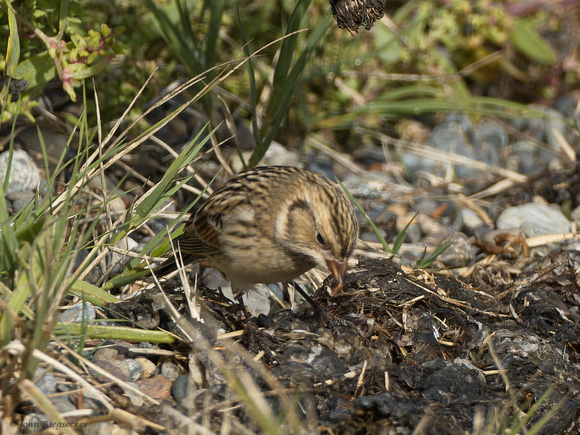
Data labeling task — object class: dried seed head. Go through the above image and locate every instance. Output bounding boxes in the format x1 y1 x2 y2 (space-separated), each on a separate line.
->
330 0 385 35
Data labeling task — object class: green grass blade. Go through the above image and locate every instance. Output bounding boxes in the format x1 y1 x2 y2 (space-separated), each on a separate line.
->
53 323 176 343
415 240 453 269
392 212 417 255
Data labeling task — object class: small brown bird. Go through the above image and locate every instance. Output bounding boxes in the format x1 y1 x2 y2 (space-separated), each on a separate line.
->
155 165 359 298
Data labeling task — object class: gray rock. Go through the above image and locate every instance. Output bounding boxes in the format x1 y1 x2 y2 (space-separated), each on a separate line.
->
81 422 115 435
457 208 486 233
72 250 102 285
497 203 571 237
171 373 193 403
544 108 567 151
52 398 77 414
438 236 474 268
477 119 508 149
135 356 156 379
108 236 139 273
221 282 285 317
33 368 57 396
475 119 505 165
14 126 74 172
571 205 580 225
425 125 472 176
57 302 96 323
0 150 40 195
78 397 106 410
6 189 35 213
107 360 133 382
161 360 181 381
509 140 538 175
123 358 145 382
342 171 393 200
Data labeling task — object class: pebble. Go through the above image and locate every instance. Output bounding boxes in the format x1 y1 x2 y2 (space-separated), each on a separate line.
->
34 369 57 396
219 282 285 317
72 250 102 284
121 381 145 407
82 422 116 435
416 214 455 244
78 397 104 411
544 108 567 150
160 360 182 381
424 114 477 178
6 189 35 213
91 360 127 382
136 374 172 400
497 203 571 237
108 236 140 274
171 374 191 403
508 140 538 174
477 118 508 150
121 358 144 382
57 302 96 323
342 172 394 200
135 356 157 379
437 236 474 268
92 347 119 362
52 397 77 414
457 208 486 233
14 126 73 173
108 360 136 382
0 150 40 195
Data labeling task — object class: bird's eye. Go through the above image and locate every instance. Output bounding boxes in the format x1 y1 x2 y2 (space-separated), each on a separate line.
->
316 232 326 246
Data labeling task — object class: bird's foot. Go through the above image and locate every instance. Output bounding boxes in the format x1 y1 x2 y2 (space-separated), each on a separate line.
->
245 319 276 363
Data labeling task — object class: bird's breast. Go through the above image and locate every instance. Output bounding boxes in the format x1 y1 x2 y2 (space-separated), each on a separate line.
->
208 246 315 285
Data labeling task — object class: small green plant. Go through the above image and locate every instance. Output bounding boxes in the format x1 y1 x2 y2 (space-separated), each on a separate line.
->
142 0 333 168
0 1 125 122
0 50 250 415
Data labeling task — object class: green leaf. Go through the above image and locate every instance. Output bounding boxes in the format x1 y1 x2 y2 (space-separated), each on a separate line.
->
134 124 217 220
14 51 57 94
67 279 119 304
392 213 417 255
249 7 331 167
5 1 20 77
70 58 112 80
416 240 453 269
510 17 556 65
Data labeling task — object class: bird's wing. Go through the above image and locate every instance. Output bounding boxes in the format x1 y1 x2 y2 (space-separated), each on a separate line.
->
192 184 251 255
179 214 221 257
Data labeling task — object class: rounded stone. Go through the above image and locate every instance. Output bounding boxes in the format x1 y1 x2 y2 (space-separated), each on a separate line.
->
497 204 571 237
0 150 40 195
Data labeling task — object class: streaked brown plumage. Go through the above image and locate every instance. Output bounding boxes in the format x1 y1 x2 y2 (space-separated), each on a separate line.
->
155 165 358 297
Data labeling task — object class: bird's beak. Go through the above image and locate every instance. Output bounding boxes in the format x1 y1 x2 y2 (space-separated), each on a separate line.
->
326 258 348 296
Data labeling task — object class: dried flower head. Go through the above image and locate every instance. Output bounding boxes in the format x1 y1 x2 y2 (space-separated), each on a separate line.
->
330 0 385 35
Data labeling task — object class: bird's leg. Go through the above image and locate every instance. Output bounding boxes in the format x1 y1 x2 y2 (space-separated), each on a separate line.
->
292 282 349 327
234 293 252 319
234 293 276 362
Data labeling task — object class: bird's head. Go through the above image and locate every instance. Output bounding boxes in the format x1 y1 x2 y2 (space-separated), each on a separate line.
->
275 180 358 294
